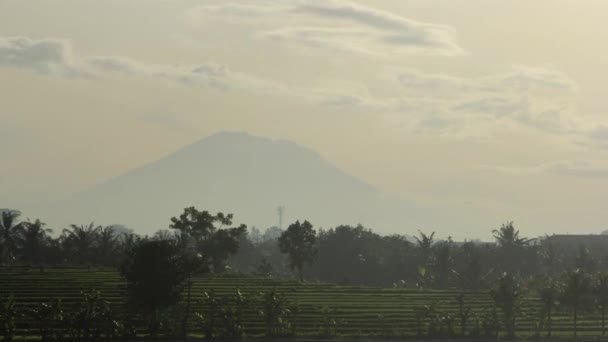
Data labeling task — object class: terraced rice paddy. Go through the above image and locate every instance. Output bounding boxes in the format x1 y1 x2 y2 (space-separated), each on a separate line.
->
0 267 605 338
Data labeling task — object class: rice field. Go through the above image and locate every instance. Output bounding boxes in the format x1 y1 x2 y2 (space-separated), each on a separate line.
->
0 267 605 339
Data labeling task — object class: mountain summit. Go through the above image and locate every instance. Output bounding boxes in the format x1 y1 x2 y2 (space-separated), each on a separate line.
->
54 132 423 234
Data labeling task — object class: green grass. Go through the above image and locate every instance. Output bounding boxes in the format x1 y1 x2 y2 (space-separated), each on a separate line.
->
0 267 605 339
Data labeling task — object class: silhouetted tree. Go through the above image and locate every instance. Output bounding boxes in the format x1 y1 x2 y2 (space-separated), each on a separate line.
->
96 226 120 266
278 220 317 282
15 219 52 264
0 210 22 264
119 239 196 336
415 230 435 266
493 222 529 273
170 207 246 272
62 223 101 264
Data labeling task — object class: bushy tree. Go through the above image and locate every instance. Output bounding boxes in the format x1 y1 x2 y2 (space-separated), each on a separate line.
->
170 207 246 272
279 221 317 282
119 239 196 336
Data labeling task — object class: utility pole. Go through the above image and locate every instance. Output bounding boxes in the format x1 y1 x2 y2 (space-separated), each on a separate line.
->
277 205 285 230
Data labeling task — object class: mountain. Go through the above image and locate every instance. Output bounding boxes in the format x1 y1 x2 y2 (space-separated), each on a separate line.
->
48 132 429 235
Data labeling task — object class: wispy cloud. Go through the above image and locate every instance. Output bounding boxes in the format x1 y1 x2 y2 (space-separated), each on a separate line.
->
188 0 464 56
476 160 608 178
0 36 283 93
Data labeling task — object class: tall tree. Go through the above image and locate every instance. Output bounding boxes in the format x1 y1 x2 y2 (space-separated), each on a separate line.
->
415 230 435 266
492 222 529 249
0 210 22 264
120 239 196 336
96 226 120 265
170 207 246 272
278 220 317 282
62 222 101 263
492 222 529 273
15 219 52 264
561 269 592 337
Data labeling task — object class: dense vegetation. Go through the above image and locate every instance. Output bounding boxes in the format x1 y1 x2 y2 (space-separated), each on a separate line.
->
3 207 608 340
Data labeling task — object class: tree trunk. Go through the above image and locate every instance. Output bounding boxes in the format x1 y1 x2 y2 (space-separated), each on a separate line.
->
298 267 304 282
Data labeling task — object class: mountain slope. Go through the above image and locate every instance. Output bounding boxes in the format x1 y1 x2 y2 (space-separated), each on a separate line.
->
52 132 426 234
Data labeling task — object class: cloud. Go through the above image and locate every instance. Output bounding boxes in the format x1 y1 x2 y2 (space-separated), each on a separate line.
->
476 161 608 179
0 37 90 77
549 161 608 178
396 66 577 95
0 36 593 143
390 66 578 133
293 0 463 55
188 0 464 56
0 36 285 93
0 35 385 116
87 56 232 90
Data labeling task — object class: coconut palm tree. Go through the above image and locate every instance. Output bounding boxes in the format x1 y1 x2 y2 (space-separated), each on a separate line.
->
62 222 101 264
561 269 592 336
14 219 52 264
492 222 529 249
594 272 608 335
96 226 120 265
0 210 23 264
492 222 529 273
415 230 435 269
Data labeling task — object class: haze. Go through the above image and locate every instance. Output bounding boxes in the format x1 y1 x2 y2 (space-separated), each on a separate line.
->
2 0 608 239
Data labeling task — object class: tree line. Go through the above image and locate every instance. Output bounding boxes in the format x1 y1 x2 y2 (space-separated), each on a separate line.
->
4 206 608 339
3 207 608 288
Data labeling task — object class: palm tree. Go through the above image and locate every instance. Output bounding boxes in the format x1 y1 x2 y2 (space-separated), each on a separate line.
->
492 222 529 249
538 277 559 337
415 230 435 266
561 269 592 336
96 226 119 265
492 222 529 273
594 272 608 335
0 210 23 264
14 219 52 264
62 222 101 263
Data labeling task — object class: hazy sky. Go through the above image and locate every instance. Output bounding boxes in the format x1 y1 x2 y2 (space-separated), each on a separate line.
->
2 0 608 239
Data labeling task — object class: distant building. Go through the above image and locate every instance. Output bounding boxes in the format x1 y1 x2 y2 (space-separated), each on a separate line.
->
544 234 608 252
